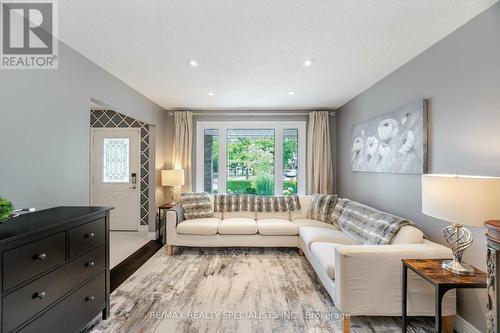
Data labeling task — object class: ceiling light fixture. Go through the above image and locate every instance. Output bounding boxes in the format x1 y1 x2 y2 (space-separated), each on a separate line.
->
288 91 295 96
208 92 215 96
303 59 315 67
189 60 199 68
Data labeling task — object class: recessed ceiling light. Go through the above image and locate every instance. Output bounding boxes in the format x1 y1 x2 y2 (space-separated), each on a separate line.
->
189 60 199 68
208 92 215 96
303 59 315 67
288 91 295 96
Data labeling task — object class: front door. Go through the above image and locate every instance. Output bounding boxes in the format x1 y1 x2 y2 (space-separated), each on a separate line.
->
91 128 141 231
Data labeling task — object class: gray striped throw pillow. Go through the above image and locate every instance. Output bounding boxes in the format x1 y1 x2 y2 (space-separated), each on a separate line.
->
307 194 338 223
180 192 214 220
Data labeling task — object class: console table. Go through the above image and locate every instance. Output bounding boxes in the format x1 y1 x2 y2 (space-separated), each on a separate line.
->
402 258 487 333
0 206 111 332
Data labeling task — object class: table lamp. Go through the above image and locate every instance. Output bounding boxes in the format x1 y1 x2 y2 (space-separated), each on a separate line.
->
161 169 185 204
422 174 500 275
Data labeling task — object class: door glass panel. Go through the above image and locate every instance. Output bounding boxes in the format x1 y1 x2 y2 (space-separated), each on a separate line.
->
227 129 275 195
283 129 298 195
102 138 130 183
203 129 219 193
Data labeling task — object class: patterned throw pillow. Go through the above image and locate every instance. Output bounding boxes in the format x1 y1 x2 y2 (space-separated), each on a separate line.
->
307 194 338 223
256 195 301 212
180 192 214 220
329 197 351 226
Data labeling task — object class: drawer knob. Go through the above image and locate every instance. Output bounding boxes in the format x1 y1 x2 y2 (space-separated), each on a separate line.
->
34 292 46 299
34 253 47 260
85 296 95 302
86 261 95 267
85 232 96 238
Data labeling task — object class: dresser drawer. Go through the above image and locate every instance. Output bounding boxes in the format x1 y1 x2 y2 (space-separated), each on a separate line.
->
69 218 105 258
3 245 105 332
18 272 105 333
3 232 66 291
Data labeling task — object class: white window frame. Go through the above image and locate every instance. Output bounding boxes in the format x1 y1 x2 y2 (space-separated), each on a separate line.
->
196 121 306 195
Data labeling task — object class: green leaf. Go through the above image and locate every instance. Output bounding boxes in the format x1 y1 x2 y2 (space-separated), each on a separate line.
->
0 197 14 222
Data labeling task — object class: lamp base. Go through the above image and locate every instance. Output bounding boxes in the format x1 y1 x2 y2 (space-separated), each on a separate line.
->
442 223 475 276
442 259 475 276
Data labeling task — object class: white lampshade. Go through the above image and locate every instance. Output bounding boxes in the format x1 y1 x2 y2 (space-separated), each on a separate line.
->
161 169 185 187
422 174 500 227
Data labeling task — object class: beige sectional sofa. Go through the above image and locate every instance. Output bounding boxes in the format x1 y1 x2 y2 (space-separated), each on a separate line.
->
164 195 456 332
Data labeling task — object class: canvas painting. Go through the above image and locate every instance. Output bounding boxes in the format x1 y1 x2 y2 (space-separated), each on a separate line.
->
351 100 428 174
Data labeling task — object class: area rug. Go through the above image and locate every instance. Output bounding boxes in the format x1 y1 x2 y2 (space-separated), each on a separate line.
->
90 247 433 333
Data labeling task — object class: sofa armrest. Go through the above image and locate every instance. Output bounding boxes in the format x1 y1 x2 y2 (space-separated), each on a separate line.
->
334 240 456 316
164 205 183 245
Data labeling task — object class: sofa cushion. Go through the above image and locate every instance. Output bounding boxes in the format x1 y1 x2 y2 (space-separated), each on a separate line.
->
293 218 338 230
290 196 313 220
223 211 256 219
257 219 299 236
256 211 290 220
176 218 221 235
208 196 223 219
299 226 357 249
218 218 257 235
308 194 338 223
310 242 337 279
180 192 214 219
391 226 424 244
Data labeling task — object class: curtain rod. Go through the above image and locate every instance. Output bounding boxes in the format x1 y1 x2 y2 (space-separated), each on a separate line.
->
167 111 335 117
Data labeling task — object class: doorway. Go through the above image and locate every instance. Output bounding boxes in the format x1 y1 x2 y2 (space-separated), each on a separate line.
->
91 128 141 231
89 105 154 269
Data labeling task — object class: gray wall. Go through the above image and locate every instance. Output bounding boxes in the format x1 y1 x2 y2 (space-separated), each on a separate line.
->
336 4 500 331
0 41 168 232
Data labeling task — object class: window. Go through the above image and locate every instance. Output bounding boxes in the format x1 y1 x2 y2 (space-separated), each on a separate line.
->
283 129 298 195
227 129 275 195
102 138 130 183
203 129 219 193
197 121 306 195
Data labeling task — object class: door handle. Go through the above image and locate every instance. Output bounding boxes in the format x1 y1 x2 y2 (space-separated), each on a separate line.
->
130 172 137 190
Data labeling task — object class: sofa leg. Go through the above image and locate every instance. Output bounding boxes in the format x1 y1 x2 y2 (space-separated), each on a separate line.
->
166 245 173 256
342 317 350 333
443 316 454 333
298 248 304 256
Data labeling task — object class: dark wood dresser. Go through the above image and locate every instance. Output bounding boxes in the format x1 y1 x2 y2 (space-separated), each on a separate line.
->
486 220 500 333
0 207 111 333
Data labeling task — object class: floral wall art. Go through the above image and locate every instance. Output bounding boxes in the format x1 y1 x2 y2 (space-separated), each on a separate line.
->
351 100 428 174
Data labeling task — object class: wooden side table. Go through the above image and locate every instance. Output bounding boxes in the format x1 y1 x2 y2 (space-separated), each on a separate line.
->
402 259 487 333
158 203 174 219
158 203 174 243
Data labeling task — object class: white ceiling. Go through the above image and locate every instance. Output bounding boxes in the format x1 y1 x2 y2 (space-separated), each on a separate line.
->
59 0 497 110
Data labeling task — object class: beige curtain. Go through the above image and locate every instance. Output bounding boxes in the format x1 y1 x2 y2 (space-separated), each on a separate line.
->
172 111 193 193
307 111 334 194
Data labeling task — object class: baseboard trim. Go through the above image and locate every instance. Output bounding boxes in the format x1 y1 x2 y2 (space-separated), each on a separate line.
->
147 231 158 240
455 315 482 333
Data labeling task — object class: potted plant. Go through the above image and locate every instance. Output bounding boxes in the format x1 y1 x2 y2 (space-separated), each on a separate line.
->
0 197 14 223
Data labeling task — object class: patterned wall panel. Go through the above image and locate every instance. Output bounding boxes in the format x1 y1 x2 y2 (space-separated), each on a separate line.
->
90 110 150 226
